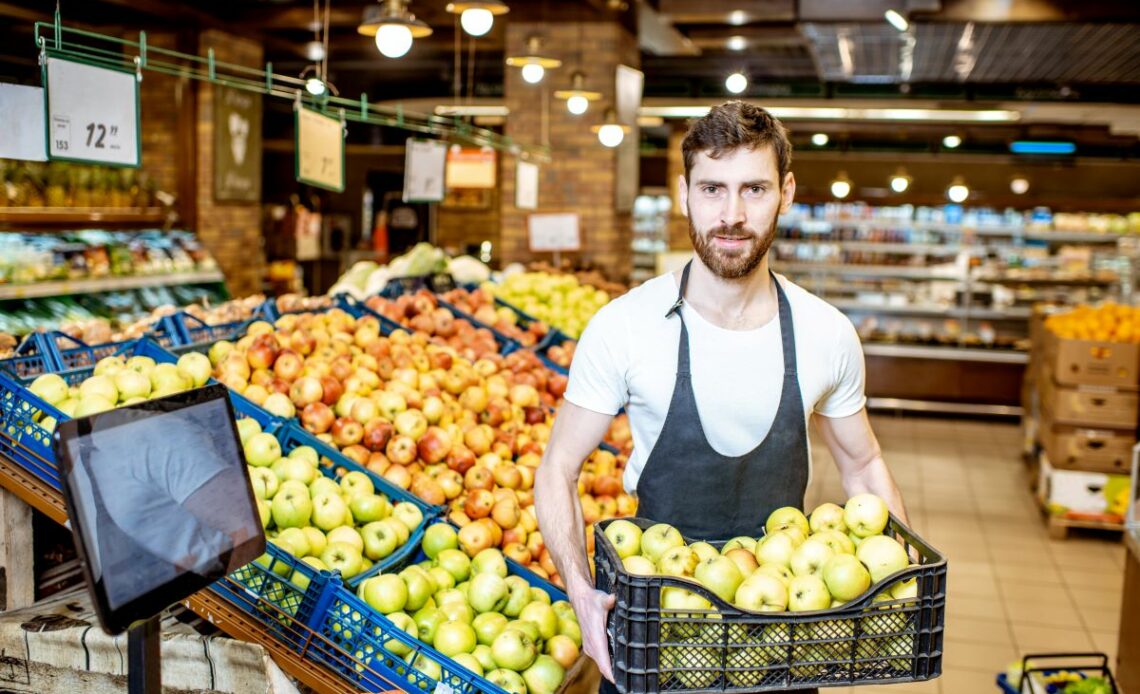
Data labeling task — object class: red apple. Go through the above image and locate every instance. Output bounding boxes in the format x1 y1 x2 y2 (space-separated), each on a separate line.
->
386 435 417 465
290 376 324 408
464 466 494 492
417 426 453 465
319 375 344 406
301 402 335 434
274 349 303 381
465 489 494 519
447 445 476 474
331 417 364 447
383 463 411 490
366 452 390 475
362 419 395 453
341 445 370 466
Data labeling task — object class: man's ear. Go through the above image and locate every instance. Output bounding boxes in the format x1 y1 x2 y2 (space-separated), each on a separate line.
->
779 172 796 214
677 174 689 218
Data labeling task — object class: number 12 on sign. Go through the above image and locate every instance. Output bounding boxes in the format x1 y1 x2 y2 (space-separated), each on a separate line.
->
44 56 140 167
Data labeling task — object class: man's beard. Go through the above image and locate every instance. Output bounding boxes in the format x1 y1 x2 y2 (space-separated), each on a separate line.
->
688 213 777 280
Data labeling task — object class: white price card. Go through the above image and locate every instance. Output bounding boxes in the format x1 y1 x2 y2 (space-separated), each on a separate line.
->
0 84 47 161
295 106 345 192
45 57 140 167
516 160 538 210
528 213 581 253
403 138 448 202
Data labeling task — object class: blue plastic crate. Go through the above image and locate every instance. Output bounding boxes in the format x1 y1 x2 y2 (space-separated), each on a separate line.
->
339 294 519 357
0 331 136 381
336 294 411 337
0 338 278 491
209 539 340 651
273 422 444 585
303 543 569 694
533 330 575 376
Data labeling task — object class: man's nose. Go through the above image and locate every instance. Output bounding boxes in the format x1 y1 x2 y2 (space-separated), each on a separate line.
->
723 194 746 227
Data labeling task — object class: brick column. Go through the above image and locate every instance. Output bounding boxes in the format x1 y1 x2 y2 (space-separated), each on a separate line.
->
195 30 265 298
499 20 639 281
665 127 692 250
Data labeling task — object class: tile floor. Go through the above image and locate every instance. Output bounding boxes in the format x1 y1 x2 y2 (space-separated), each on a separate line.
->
804 415 1128 694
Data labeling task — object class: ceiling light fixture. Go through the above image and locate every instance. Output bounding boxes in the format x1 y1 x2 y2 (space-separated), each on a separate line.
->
635 106 1021 123
884 9 909 32
592 108 630 148
1010 176 1030 195
830 172 852 199
727 35 747 51
729 10 746 25
554 71 603 116
506 36 562 85
358 0 432 59
446 0 509 38
947 177 969 203
299 64 336 98
811 133 829 146
942 134 963 149
889 168 911 193
1010 140 1076 155
725 72 748 94
303 40 326 62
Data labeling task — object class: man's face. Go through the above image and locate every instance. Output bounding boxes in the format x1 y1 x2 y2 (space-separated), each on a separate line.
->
679 145 795 280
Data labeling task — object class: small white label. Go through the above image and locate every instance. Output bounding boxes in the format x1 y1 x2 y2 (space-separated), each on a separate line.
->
403 138 448 202
433 681 456 694
528 213 581 253
0 84 47 161
46 57 139 166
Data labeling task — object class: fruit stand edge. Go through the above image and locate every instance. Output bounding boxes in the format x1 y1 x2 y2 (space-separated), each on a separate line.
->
0 451 390 694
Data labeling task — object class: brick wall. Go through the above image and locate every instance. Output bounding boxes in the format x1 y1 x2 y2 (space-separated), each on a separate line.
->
499 21 639 281
137 33 180 196
195 30 264 298
436 185 501 256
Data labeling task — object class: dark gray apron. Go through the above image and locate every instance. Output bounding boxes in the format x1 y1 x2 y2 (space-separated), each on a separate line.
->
635 261 811 540
598 262 816 693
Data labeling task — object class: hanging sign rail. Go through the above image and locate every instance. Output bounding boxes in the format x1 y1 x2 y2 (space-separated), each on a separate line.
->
33 15 550 163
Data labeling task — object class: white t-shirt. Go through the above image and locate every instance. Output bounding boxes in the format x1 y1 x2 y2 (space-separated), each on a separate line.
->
564 269 867 494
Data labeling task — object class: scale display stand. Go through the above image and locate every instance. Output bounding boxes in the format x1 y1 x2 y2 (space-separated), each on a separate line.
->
52 384 265 693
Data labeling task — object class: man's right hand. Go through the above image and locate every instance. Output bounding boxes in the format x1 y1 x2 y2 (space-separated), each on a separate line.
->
570 586 616 683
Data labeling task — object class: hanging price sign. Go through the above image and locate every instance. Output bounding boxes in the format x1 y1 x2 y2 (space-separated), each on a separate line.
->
295 106 345 192
44 56 141 167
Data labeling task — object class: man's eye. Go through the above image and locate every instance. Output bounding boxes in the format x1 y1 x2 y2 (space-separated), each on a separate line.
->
702 186 719 194
749 186 764 194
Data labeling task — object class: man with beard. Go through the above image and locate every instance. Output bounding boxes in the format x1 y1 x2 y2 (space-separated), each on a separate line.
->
534 101 908 692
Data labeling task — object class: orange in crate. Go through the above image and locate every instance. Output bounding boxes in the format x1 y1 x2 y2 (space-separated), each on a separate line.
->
1045 302 1140 344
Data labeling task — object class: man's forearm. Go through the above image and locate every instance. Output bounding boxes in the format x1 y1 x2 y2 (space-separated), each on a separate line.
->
534 458 593 597
841 455 909 526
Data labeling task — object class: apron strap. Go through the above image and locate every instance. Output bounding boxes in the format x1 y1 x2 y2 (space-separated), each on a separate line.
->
667 262 693 376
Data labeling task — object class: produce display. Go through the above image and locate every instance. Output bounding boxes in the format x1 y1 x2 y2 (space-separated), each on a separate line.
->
328 244 492 300
487 273 610 339
202 307 630 586
362 291 505 361
27 351 213 422
603 494 916 613
522 261 629 299
0 159 161 209
355 523 581 693
1045 302 1140 343
238 422 424 581
0 229 217 285
438 287 552 349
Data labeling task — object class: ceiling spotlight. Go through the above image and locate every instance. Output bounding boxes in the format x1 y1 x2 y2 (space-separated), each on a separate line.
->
942 134 962 149
1010 176 1030 195
729 10 746 25
889 169 911 193
727 35 747 51
305 77 326 96
506 36 562 85
884 9 909 32
358 0 432 59
947 177 969 203
592 108 631 148
446 1 509 38
554 71 603 116
725 72 748 94
830 172 852 199
299 65 335 97
811 133 829 146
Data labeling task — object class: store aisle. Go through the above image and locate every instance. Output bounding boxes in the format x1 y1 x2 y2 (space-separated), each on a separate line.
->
806 415 1127 694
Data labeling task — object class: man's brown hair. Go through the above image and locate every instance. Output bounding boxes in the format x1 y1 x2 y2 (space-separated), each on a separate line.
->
681 101 793 182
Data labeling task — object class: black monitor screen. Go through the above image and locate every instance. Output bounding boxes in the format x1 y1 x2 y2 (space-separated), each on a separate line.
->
54 383 265 634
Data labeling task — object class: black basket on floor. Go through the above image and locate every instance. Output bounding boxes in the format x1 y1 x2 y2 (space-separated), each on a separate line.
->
594 516 947 693
996 653 1119 693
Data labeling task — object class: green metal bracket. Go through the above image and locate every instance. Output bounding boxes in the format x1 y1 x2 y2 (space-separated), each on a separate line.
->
31 18 551 163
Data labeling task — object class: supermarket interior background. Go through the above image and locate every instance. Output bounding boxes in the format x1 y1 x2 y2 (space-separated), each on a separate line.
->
0 0 1138 692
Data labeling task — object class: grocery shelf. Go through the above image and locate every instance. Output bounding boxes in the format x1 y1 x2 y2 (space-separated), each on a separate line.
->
973 274 1117 287
0 207 168 225
0 270 226 300
777 240 963 255
862 342 1029 364
1023 230 1123 243
829 299 1032 320
867 397 1024 417
778 215 1026 237
774 262 963 280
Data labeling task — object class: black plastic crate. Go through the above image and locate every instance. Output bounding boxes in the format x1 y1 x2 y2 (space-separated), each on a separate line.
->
594 516 946 693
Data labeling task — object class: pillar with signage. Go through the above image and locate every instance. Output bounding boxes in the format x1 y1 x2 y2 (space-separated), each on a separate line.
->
499 19 640 281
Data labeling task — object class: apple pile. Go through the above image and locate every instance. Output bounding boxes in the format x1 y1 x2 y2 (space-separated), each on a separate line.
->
603 495 919 687
363 291 502 362
201 309 632 585
354 523 580 694
27 351 212 427
237 419 424 582
483 274 610 340
438 288 552 349
605 494 915 613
